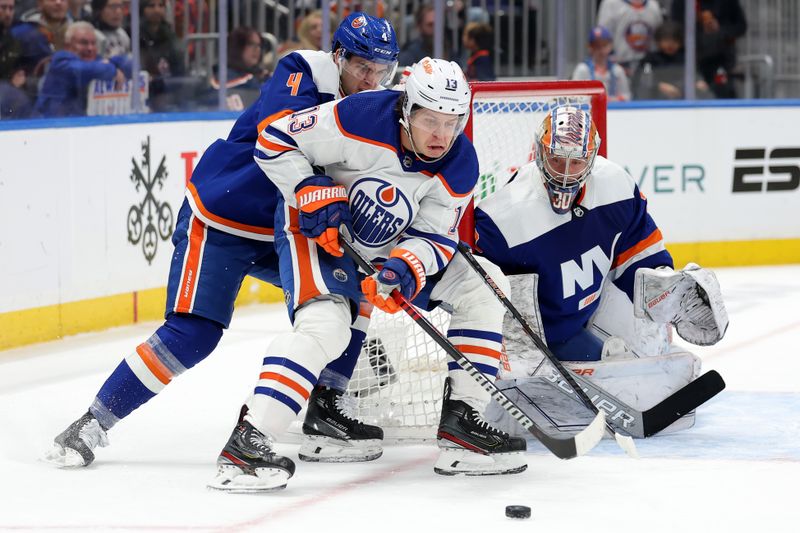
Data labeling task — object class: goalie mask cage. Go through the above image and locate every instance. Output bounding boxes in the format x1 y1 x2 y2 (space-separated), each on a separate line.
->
345 80 608 441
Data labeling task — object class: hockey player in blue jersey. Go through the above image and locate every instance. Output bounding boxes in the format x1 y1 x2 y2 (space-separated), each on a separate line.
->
45 13 400 469
475 106 728 433
208 58 527 492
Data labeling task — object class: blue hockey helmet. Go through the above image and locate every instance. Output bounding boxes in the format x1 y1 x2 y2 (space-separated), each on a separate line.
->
333 12 399 87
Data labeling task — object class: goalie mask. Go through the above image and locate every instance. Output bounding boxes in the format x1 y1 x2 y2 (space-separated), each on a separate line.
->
400 57 471 162
534 106 600 214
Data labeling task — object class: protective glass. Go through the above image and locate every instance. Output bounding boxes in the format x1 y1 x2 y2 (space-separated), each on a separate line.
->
339 51 397 88
408 107 468 137
542 151 591 188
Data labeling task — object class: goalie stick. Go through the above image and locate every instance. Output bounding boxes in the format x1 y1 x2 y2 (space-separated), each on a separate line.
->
339 233 605 460
457 243 640 456
457 242 725 439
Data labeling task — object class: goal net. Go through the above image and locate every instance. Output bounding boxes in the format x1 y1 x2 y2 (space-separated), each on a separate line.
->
345 81 608 441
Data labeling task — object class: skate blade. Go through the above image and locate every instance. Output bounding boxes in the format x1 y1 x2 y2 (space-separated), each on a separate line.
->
42 445 88 468
433 448 527 476
207 464 291 493
298 436 383 463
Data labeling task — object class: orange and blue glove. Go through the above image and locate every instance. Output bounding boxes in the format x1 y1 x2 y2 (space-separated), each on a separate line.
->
294 176 352 257
361 253 425 314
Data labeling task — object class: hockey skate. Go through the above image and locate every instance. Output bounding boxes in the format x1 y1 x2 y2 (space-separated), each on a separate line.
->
43 411 109 468
208 420 295 493
298 386 383 463
435 379 527 476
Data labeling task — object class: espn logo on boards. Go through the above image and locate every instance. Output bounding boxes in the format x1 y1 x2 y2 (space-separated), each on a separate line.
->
732 147 800 192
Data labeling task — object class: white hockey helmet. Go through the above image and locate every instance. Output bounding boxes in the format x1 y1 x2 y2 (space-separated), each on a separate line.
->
534 105 601 214
400 57 471 160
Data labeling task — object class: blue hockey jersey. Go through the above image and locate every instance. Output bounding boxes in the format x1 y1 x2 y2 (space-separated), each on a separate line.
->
474 156 673 344
185 50 342 240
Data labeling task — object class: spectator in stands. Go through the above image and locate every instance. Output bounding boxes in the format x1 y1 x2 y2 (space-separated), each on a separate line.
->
34 20 131 117
278 10 325 57
462 21 494 81
140 0 183 78
397 3 436 67
67 0 91 21
572 25 631 101
139 0 184 112
208 26 270 110
633 20 711 100
91 0 130 58
670 0 747 99
0 0 33 118
12 0 69 75
597 0 663 74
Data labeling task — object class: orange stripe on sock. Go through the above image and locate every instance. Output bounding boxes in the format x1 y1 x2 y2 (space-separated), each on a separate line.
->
136 343 172 385
453 344 502 360
259 372 310 399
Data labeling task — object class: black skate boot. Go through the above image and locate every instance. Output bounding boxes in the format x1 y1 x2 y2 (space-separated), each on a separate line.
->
208 420 296 493
44 411 109 468
435 378 527 476
299 385 383 463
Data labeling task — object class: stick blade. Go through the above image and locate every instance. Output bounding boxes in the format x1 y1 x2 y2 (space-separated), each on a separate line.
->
642 370 726 437
575 410 607 457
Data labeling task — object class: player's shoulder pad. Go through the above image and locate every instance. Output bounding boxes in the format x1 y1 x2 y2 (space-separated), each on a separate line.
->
583 155 639 209
334 90 403 149
284 50 339 98
435 134 479 197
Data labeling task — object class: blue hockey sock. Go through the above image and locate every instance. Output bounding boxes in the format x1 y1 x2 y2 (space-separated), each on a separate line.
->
91 314 223 429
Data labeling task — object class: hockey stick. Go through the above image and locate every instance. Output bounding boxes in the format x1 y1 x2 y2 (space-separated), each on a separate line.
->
457 242 725 439
456 242 638 457
339 234 605 460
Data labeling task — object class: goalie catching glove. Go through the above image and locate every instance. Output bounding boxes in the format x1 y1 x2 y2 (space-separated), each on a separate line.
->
633 263 729 346
361 249 426 314
295 176 352 257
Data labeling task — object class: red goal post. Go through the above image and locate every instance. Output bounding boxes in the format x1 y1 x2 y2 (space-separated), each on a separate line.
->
345 80 609 441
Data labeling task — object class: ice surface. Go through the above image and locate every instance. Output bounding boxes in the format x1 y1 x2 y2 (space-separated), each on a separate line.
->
1 266 798 532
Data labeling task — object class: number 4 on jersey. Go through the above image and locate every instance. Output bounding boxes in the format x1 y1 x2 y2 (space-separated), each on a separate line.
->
286 73 303 96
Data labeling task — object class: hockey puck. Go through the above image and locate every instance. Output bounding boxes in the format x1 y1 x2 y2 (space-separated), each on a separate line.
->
505 505 531 519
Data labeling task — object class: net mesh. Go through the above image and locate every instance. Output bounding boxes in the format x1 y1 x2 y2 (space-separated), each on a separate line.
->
345 87 600 441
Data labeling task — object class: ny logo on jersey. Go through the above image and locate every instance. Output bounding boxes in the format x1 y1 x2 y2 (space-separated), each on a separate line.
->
560 233 621 308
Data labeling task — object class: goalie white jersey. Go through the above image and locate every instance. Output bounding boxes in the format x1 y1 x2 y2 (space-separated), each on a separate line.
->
254 89 478 278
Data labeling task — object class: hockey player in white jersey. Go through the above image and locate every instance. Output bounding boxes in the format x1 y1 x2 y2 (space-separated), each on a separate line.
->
209 58 526 492
474 106 728 434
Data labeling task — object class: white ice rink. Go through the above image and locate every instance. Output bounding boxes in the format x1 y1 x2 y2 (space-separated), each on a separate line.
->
1 265 798 532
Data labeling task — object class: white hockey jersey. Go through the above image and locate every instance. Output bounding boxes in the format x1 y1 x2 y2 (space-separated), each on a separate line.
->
474 156 673 344
254 89 479 279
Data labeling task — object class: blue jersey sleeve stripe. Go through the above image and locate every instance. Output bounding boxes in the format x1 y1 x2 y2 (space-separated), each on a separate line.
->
262 356 317 383
264 125 298 148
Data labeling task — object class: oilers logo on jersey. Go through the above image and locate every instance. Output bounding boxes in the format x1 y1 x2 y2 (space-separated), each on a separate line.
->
349 177 412 248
